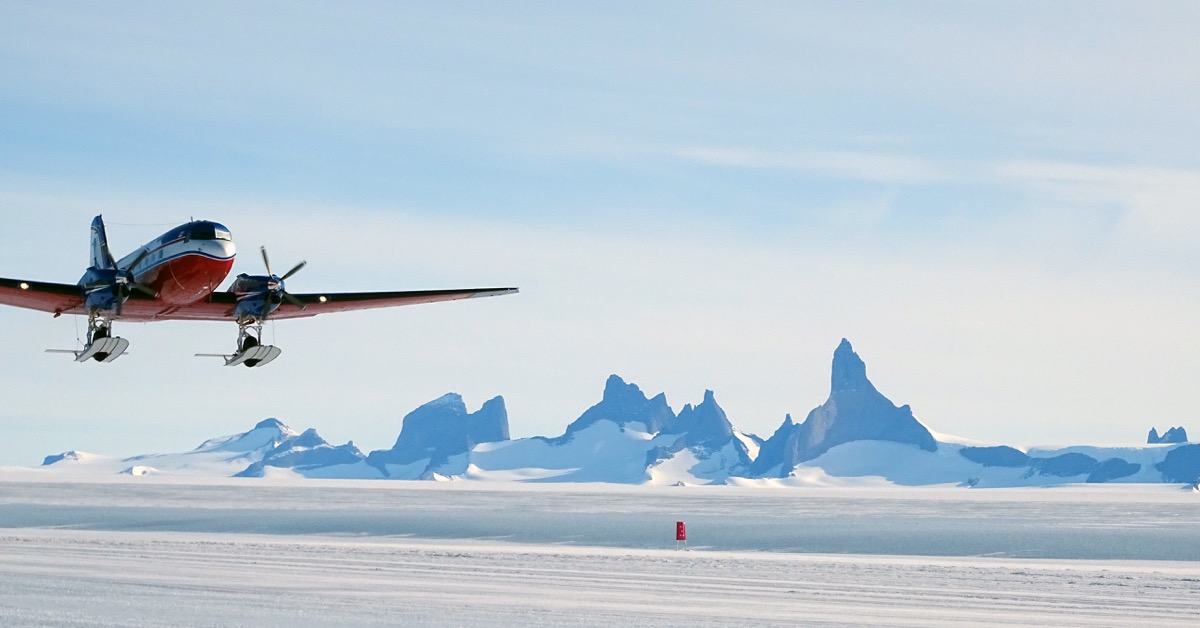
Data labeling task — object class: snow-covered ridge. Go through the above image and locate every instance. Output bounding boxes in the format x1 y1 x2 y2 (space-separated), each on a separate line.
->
34 339 1198 487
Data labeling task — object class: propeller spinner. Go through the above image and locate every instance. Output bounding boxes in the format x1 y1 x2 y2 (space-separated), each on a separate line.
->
250 246 307 321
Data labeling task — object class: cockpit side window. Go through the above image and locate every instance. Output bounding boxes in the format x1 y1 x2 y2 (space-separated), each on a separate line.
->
213 227 232 241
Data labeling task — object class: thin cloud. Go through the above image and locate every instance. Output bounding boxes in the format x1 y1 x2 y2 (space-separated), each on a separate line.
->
670 146 950 186
993 159 1200 243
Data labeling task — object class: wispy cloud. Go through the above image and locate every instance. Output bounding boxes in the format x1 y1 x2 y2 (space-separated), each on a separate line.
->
993 159 1200 244
670 146 949 186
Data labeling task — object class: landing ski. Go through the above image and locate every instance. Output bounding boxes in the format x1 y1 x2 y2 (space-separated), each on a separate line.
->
196 344 282 368
45 336 130 363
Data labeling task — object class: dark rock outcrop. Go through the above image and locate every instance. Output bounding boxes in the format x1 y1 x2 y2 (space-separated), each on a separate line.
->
959 446 1030 468
1086 458 1141 483
193 418 297 454
649 389 752 475
664 390 736 449
959 445 1143 483
517 377 752 483
750 415 795 475
235 428 365 477
1029 452 1098 478
366 394 509 477
41 451 85 466
752 339 937 477
1148 426 1188 444
1156 444 1200 483
561 375 675 439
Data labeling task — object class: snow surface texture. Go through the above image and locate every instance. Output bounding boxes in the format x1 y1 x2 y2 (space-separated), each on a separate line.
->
34 340 1200 486
1 478 1199 626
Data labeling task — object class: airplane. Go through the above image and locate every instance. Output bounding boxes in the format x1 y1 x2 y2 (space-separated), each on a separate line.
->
0 216 517 367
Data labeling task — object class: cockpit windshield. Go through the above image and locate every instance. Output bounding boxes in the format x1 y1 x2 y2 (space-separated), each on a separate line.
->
188 222 233 241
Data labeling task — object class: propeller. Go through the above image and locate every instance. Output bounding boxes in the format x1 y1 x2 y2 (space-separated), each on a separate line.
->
258 246 307 320
82 248 158 316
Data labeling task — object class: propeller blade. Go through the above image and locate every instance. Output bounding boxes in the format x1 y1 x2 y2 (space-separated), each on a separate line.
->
122 249 151 273
282 291 307 310
132 283 158 297
260 246 273 277
281 260 307 281
101 241 116 270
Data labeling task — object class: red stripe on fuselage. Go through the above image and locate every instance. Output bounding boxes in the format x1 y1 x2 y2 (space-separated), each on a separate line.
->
142 254 235 305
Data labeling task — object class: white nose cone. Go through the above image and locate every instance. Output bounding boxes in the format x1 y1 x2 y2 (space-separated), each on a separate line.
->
198 238 237 261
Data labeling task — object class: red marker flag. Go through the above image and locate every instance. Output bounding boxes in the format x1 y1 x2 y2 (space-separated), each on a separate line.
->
676 521 687 541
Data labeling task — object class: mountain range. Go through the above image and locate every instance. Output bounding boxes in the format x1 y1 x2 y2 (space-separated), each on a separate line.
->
37 339 1200 487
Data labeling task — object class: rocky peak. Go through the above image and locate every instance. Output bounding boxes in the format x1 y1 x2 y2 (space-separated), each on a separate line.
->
194 418 298 453
666 389 735 448
603 374 643 404
237 432 365 478
366 394 510 475
273 428 328 452
1149 426 1188 444
564 375 675 435
748 414 795 476
831 338 875 394
470 396 510 443
752 339 937 477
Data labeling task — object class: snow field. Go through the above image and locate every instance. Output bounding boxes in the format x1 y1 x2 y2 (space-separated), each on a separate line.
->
2 530 1198 627
1 477 1199 625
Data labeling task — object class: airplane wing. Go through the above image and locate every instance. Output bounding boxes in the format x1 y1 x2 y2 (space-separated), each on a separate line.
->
140 287 519 321
263 287 520 320
1 276 517 322
0 276 223 321
0 277 84 315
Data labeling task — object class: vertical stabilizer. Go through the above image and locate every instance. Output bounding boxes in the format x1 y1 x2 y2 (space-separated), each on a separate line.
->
90 215 113 269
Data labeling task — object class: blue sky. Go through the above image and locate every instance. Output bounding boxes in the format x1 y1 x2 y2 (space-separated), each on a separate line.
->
1 2 1199 464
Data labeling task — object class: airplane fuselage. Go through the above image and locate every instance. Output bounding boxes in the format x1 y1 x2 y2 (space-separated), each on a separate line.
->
104 221 237 306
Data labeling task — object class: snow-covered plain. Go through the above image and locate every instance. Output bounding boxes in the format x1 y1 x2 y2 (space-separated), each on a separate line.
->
1 475 1199 626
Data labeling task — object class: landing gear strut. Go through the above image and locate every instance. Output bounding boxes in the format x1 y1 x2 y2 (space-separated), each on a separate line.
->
46 311 129 363
237 320 266 367
84 312 127 362
238 322 261 352
195 318 282 368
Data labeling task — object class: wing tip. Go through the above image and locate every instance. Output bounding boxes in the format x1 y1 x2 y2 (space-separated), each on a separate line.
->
477 287 519 298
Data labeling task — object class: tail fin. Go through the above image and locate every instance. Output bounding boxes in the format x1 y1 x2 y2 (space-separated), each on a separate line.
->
90 215 114 269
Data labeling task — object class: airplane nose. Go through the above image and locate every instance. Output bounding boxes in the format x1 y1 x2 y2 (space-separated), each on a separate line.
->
204 238 236 260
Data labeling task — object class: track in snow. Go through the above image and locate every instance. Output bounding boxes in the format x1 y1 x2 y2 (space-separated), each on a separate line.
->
2 530 1199 627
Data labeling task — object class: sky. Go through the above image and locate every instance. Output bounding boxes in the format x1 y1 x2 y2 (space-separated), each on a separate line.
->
1 1 1199 464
